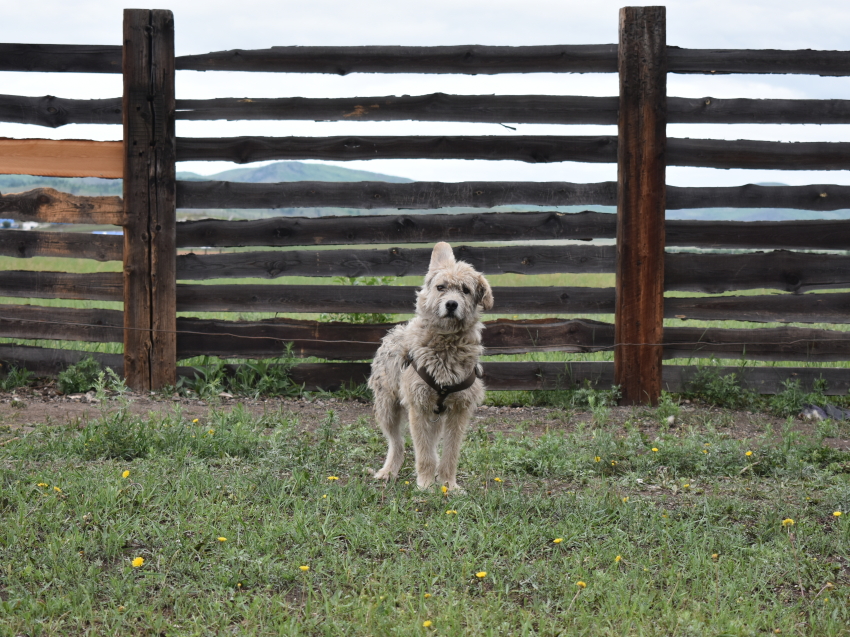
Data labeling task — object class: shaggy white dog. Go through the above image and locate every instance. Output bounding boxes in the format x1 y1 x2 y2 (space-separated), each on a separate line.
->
368 242 494 491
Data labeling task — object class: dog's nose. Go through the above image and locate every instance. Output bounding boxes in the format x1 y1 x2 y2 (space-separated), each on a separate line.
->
445 300 458 314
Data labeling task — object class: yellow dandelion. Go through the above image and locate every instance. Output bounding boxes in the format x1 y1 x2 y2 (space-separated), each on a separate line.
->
36 482 48 487
493 477 502 482
423 620 433 628
122 470 130 479
424 593 432 598
833 511 842 517
782 518 795 527
53 486 62 493
475 571 487 578
322 494 327 499
576 581 587 588
192 418 199 423
553 538 563 544
405 481 410 485
217 537 227 542
745 451 753 457
594 456 601 462
131 557 144 568
208 429 215 435
446 509 457 515
622 496 629 503
712 553 719 560
702 449 708 454
683 483 690 489
441 485 448 494
118 605 125 611
651 448 658 452
611 460 618 466
615 555 622 562
299 565 310 572
327 476 339 481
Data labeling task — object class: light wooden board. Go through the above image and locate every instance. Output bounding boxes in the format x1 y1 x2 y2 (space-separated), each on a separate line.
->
0 138 123 178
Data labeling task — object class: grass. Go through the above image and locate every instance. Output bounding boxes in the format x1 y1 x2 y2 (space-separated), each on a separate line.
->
1 403 849 635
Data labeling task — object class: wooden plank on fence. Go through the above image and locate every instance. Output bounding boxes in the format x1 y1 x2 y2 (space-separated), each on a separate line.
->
0 188 124 225
665 292 850 324
175 284 614 315
0 139 122 178
176 135 618 164
667 97 850 124
175 317 615 360
663 365 850 395
177 210 616 248
668 184 850 211
0 271 122 301
175 94 620 125
668 138 850 170
665 251 850 293
667 47 850 76
0 344 124 378
122 9 177 391
176 45 619 74
0 304 123 343
667 219 850 250
176 179 618 210
615 6 667 406
175 245 616 280
0 44 123 73
0 95 123 127
0 230 122 261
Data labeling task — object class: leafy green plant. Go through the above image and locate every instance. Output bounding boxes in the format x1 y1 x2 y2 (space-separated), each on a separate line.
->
320 276 397 324
58 357 105 394
684 362 758 410
0 364 32 391
182 347 301 400
768 377 828 418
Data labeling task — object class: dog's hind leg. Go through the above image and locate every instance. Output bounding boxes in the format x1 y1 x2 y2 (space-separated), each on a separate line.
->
409 409 441 490
373 397 406 481
437 407 472 492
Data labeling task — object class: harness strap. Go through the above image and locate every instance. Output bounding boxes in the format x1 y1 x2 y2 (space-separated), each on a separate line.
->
408 358 481 414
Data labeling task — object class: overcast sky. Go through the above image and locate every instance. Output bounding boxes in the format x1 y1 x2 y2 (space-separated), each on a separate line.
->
2 0 850 186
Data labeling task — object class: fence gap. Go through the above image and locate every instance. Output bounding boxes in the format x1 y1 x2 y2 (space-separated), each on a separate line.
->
122 9 177 391
614 5 667 405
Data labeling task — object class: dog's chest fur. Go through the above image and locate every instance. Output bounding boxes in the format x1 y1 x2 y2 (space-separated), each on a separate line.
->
408 329 482 386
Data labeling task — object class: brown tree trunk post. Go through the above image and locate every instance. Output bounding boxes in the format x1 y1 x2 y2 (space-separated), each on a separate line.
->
615 6 667 405
122 9 177 391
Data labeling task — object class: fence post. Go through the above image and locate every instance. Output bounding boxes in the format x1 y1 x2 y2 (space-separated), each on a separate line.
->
614 6 667 405
122 9 177 391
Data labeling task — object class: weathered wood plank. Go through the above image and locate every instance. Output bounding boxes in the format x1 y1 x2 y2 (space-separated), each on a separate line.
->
176 211 616 248
666 251 850 293
175 179 618 210
0 44 123 73
0 229 122 261
668 138 850 170
176 135 619 164
0 271 122 301
0 304 123 343
667 219 850 250
665 292 850 324
667 184 850 211
667 47 850 76
0 95 123 127
0 139 123 178
176 45 619 74
0 344 123 379
175 245 616 280
615 6 666 406
0 188 124 225
667 96 850 124
175 284 614 315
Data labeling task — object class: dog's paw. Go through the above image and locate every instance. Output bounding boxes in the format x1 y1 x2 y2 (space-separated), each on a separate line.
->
445 484 466 495
372 468 393 481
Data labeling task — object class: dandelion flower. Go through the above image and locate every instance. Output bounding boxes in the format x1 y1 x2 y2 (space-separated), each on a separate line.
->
423 620 433 627
441 485 448 494
446 509 457 515
745 451 753 457
327 476 339 481
782 518 795 527
131 557 144 568
217 537 227 542
594 456 601 462
118 605 125 611
702 449 708 454
192 418 199 423
683 483 690 489
122 470 130 479
576 581 587 588
611 461 618 466
475 571 487 578
834 511 842 517
553 538 563 544
53 486 62 493
322 494 327 499
615 555 622 562
622 496 629 503
299 565 310 572
405 481 410 485
424 593 432 598
712 553 719 560
208 429 215 435
651 448 658 452
36 482 48 487
493 477 502 483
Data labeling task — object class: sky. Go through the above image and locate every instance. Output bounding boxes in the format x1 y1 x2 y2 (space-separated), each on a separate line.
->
1 0 850 187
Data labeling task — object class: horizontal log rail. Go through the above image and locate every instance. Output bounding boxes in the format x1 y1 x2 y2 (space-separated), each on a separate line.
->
2 43 848 77
175 135 850 169
0 344 124 378
175 244 616 280
0 271 123 302
177 210 850 251
7 92 850 127
665 292 850 324
0 304 123 342
175 284 614 314
176 180 850 211
666 251 850 293
0 188 124 225
0 139 123 178
176 180 618 210
0 229 121 261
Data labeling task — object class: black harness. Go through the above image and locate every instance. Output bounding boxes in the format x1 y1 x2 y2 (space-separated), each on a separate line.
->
407 355 483 414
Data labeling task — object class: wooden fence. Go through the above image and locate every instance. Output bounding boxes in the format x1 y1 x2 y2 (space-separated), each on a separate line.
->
2 6 850 404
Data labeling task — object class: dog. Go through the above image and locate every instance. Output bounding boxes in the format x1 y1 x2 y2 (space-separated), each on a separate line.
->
368 242 494 491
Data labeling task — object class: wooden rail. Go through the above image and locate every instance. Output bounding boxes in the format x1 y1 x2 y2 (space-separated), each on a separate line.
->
0 139 122 178
0 188 123 225
0 271 123 301
0 230 121 261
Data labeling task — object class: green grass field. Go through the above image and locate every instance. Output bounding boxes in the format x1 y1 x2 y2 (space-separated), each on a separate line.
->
1 403 849 635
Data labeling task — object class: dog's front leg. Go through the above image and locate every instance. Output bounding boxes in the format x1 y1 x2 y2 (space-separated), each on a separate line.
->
409 408 440 490
437 407 472 492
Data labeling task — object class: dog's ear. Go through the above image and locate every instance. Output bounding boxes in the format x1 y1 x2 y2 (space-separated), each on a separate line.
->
428 242 455 272
476 274 494 310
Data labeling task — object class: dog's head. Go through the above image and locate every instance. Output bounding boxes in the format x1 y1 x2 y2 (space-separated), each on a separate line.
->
416 242 494 331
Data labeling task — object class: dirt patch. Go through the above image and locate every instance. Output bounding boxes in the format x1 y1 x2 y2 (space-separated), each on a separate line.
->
2 386 850 450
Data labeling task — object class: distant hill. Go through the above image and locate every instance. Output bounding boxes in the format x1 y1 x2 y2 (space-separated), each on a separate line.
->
1 165 848 221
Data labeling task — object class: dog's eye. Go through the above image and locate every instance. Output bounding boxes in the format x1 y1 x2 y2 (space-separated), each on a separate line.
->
462 286 470 295
436 285 445 291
